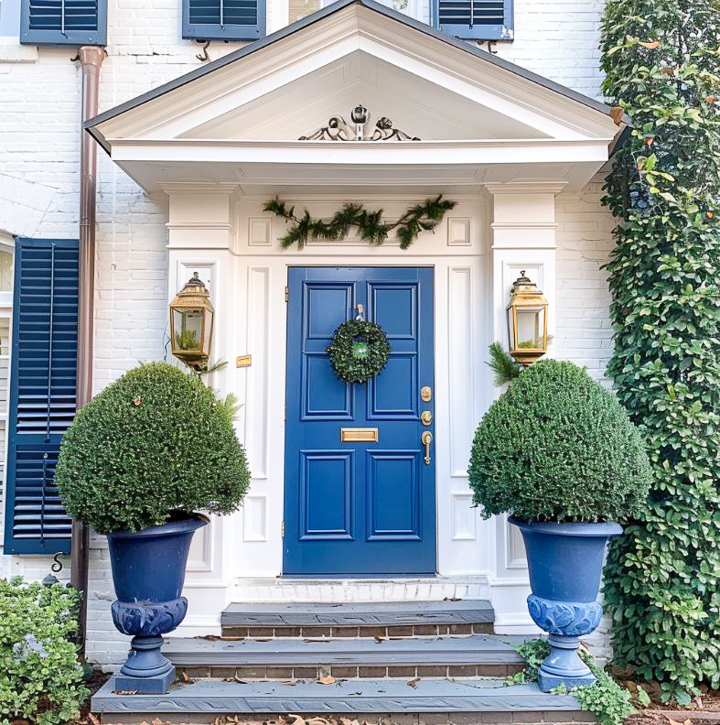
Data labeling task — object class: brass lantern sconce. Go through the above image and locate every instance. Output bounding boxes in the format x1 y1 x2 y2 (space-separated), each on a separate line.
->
507 270 548 365
169 272 215 371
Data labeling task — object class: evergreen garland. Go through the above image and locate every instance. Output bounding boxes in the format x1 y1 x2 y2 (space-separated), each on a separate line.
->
263 195 456 249
601 0 720 704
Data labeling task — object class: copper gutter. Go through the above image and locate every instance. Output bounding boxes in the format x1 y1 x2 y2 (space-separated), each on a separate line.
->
70 45 105 656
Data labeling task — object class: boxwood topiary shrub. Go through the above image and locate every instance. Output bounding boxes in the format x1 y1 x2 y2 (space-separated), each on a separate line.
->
0 577 87 725
55 362 250 533
468 359 651 522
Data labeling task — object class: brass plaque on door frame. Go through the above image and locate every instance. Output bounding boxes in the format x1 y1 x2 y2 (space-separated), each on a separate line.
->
341 428 379 443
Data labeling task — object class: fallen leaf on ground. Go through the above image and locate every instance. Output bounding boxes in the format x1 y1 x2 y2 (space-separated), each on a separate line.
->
407 678 420 689
319 674 337 685
373 636 384 644
443 597 460 602
87 715 101 725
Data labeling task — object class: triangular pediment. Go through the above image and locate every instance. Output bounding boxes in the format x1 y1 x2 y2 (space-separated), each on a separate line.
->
89 0 618 148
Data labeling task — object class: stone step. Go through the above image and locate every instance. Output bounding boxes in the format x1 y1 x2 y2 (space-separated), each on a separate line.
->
92 676 593 724
221 600 495 638
165 634 527 680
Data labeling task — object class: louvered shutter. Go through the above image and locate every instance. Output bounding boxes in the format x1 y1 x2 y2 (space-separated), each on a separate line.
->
20 0 107 46
436 0 513 40
182 0 264 40
3 239 79 555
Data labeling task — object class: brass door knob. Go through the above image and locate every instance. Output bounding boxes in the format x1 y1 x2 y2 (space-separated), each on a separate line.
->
421 410 433 425
421 431 433 465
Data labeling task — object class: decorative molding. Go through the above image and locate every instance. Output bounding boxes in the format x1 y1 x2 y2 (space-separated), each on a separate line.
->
448 266 475 477
245 267 270 478
447 218 471 246
491 222 558 230
248 218 272 246
165 222 235 231
300 104 420 142
159 182 241 194
506 519 527 570
243 495 268 542
485 182 568 195
451 492 476 541
186 523 214 572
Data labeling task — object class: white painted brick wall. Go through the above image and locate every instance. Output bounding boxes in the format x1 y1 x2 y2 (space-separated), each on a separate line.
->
495 0 606 100
0 0 613 666
555 174 614 381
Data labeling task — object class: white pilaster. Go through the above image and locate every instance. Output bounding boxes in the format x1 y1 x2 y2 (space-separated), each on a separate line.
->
485 181 564 634
164 183 242 635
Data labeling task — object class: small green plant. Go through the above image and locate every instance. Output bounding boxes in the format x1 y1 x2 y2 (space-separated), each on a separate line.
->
510 639 634 725
486 342 522 386
56 362 251 533
175 329 199 350
469 358 652 523
569 650 634 725
0 577 88 725
505 638 551 684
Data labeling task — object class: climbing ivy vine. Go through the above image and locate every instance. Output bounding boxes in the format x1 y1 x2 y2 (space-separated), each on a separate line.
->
601 0 720 704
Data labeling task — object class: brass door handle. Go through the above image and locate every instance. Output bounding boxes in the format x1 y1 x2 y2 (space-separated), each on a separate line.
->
421 431 433 465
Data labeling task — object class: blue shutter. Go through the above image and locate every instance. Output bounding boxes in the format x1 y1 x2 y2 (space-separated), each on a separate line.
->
20 0 107 46
182 0 264 40
3 239 79 555
435 0 513 40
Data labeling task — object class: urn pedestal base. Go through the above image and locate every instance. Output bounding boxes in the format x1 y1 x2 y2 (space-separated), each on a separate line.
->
537 634 595 692
116 636 176 695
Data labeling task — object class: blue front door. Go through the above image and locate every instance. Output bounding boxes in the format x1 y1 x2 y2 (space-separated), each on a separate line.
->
283 267 436 575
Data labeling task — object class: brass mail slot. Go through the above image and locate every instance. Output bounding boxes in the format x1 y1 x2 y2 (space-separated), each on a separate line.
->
341 427 379 443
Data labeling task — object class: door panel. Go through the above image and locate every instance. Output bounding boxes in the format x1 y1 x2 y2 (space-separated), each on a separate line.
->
284 267 435 575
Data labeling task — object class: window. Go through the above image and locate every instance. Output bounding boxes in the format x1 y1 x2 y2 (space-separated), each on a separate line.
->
3 238 78 555
435 0 513 41
182 0 264 41
20 0 107 46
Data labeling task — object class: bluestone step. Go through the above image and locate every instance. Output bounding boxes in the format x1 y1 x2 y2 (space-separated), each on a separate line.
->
165 634 527 679
221 600 495 637
92 676 593 724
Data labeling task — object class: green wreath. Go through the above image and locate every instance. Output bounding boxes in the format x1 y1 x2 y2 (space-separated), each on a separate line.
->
327 319 391 383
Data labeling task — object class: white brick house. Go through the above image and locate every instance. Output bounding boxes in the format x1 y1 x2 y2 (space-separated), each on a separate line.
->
0 0 620 675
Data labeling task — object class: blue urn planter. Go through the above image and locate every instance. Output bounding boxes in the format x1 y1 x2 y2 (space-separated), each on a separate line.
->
107 513 208 694
509 516 622 693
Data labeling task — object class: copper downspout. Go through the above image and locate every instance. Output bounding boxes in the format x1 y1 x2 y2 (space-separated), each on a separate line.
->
70 45 105 656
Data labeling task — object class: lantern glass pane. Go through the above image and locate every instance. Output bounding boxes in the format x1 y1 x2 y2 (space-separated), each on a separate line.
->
202 309 214 356
507 306 516 350
516 306 545 350
173 308 204 352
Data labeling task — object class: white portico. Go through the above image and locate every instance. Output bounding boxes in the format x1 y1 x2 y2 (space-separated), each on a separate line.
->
86 0 623 637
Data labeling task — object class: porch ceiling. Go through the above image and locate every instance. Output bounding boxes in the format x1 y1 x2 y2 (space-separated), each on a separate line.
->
86 0 624 194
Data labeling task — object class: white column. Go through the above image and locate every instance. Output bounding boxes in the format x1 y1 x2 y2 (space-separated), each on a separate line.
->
484 181 564 633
